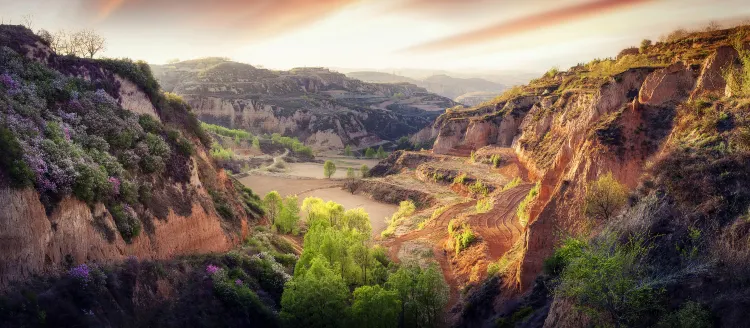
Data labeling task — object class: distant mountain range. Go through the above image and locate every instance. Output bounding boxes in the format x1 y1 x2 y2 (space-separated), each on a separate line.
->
344 71 517 105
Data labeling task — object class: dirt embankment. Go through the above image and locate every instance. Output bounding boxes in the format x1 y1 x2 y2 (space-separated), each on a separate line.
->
344 179 436 208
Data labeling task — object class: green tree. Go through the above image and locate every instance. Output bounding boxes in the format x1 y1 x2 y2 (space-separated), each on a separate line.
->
344 145 352 157
556 235 662 328
276 195 300 234
281 257 350 328
377 146 387 159
584 171 628 221
252 136 260 149
396 136 411 150
360 164 369 178
263 191 283 224
323 160 337 179
365 147 376 159
349 285 401 328
346 167 355 179
386 264 449 327
640 39 652 53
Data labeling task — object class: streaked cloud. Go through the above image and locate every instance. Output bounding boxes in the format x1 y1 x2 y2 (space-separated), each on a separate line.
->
403 0 656 53
85 0 358 38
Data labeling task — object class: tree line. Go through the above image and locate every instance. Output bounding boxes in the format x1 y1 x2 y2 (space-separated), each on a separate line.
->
262 192 450 327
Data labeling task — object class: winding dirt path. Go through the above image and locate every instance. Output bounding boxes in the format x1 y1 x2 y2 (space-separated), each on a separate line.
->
471 184 533 258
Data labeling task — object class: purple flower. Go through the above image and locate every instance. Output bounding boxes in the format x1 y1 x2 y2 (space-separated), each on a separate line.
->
1 73 18 90
109 177 120 195
206 264 220 275
235 279 243 286
69 264 91 283
63 126 71 141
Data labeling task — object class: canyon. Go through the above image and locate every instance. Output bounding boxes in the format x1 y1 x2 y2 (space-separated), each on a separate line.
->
151 59 458 151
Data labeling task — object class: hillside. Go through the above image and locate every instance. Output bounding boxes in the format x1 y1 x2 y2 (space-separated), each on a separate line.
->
373 25 750 327
0 25 263 287
150 60 458 151
347 71 507 102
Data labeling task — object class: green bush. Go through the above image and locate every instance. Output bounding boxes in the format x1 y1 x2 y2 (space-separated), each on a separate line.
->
210 190 235 221
543 237 586 275
468 180 488 197
502 177 522 191
556 235 663 327
0 127 34 187
201 122 252 140
453 173 466 184
72 162 109 205
476 197 493 213
517 182 540 226
656 301 712 328
110 203 141 243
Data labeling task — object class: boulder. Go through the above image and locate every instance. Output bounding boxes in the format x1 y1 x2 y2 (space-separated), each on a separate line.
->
690 45 739 100
639 62 698 107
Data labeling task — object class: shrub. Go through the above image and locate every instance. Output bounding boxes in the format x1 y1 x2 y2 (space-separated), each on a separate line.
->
556 235 662 327
517 182 540 226
453 173 466 184
381 200 416 238
476 197 493 213
360 164 369 178
110 203 141 243
542 237 586 276
346 167 355 179
490 154 502 168
72 162 108 205
502 177 522 191
0 126 34 187
722 29 750 97
544 67 559 78
455 225 476 254
640 39 652 53
468 180 488 197
656 301 712 328
210 190 235 221
584 172 627 221
210 142 234 161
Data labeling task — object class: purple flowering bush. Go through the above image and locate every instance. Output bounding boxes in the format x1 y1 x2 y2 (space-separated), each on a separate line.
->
206 264 221 275
69 264 91 285
0 45 210 242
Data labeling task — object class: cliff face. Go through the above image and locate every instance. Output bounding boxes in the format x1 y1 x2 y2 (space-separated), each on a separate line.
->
0 26 254 286
151 61 458 151
429 26 744 291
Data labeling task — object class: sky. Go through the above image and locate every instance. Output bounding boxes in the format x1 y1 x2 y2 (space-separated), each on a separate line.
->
2 0 750 74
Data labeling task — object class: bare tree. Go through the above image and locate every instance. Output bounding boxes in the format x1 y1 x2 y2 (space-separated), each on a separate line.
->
73 29 106 58
21 14 34 30
704 20 722 32
50 30 74 56
36 29 53 45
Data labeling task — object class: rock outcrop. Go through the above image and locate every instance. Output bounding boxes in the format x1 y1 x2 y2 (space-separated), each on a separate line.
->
429 31 737 293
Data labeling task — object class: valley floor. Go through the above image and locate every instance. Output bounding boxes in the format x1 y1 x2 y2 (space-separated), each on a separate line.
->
238 173 397 237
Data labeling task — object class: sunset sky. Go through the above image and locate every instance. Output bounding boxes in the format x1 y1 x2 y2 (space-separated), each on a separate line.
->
2 0 750 73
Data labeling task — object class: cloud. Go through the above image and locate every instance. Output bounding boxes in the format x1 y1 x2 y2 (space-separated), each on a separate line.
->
86 0 357 38
403 0 656 53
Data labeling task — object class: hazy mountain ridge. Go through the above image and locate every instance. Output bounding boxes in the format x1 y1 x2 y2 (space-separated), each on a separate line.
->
151 59 458 151
346 71 508 103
